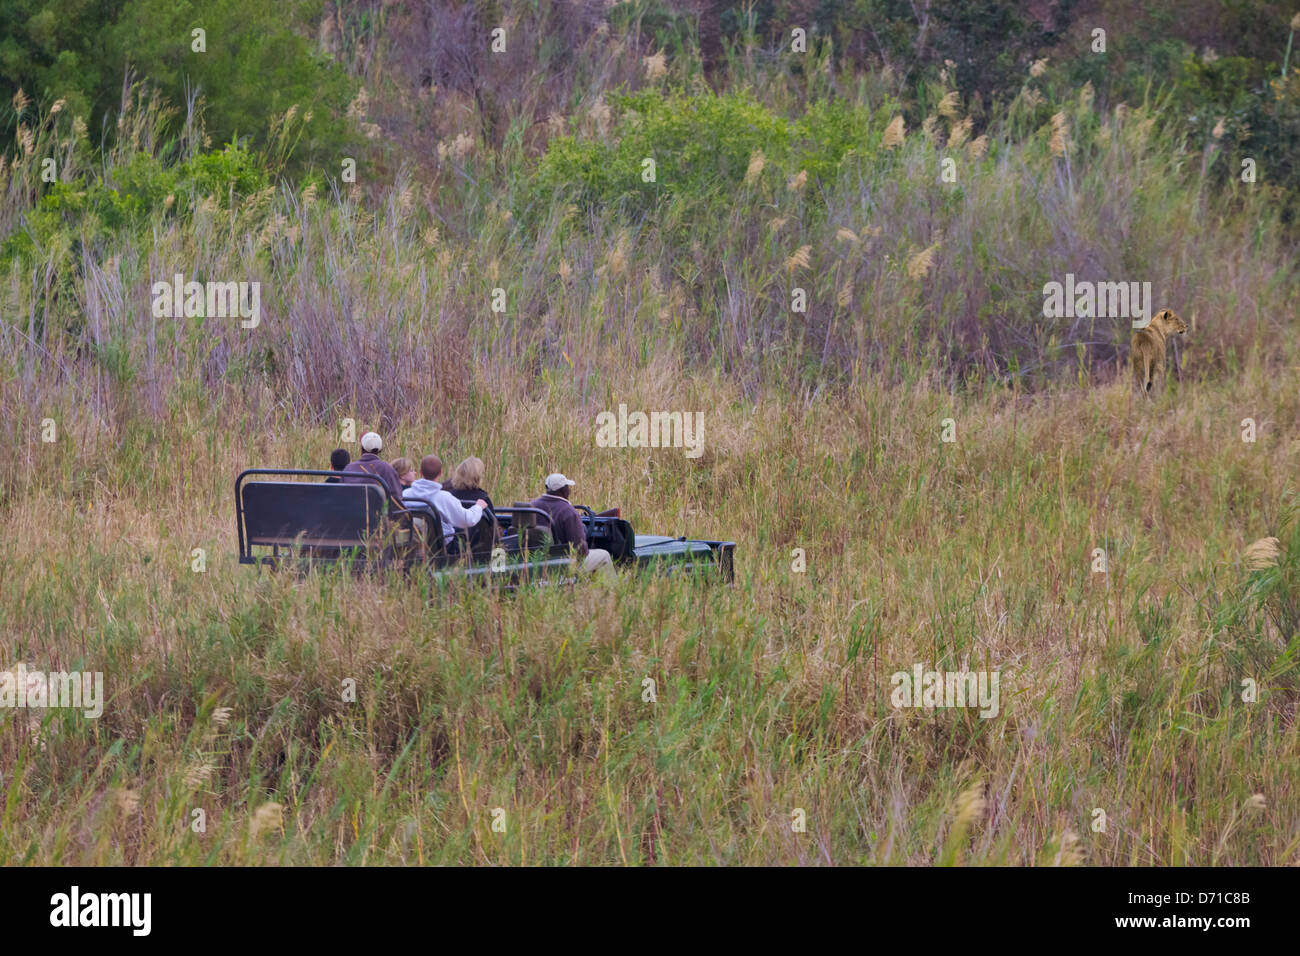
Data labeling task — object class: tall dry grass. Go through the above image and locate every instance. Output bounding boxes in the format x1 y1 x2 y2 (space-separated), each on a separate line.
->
1 16 1298 865
3 81 1294 495
1 367 1299 864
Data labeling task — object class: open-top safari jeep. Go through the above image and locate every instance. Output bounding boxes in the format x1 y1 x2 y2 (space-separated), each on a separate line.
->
234 469 735 585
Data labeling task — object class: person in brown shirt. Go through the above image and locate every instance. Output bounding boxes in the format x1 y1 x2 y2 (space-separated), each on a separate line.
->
341 431 404 505
528 473 615 579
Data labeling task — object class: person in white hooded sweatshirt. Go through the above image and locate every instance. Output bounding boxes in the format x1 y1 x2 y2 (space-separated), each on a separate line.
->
402 454 487 548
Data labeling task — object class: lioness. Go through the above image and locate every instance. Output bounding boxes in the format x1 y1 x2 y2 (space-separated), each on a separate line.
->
1130 309 1187 397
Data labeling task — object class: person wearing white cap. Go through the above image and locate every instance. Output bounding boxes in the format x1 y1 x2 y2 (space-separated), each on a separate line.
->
341 431 404 504
528 473 615 579
545 473 575 493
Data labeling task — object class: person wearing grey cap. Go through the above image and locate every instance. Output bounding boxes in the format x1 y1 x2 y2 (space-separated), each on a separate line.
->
341 431 405 505
528 472 614 579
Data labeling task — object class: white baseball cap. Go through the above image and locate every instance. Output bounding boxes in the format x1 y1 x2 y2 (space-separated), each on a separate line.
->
545 472 576 492
360 431 383 452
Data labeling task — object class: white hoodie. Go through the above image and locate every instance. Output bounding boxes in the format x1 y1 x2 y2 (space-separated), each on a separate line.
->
403 478 484 543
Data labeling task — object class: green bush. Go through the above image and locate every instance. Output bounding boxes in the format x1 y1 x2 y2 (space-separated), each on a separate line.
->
530 88 889 221
186 140 269 203
0 0 355 175
1 139 269 266
1165 50 1300 219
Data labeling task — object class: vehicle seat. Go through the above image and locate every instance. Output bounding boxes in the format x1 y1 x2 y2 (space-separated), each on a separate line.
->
509 506 552 552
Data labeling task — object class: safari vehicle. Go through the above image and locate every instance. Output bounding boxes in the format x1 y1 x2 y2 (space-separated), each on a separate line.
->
234 468 735 585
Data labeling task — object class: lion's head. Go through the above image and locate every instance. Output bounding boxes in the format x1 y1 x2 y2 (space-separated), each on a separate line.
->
1153 309 1187 335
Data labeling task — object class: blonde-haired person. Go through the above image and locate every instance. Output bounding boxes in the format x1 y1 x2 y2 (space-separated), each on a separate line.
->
391 457 417 490
445 456 499 555
445 456 495 512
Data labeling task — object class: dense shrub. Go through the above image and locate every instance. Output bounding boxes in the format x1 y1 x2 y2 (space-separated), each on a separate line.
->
531 88 891 221
0 0 356 173
1 140 270 265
